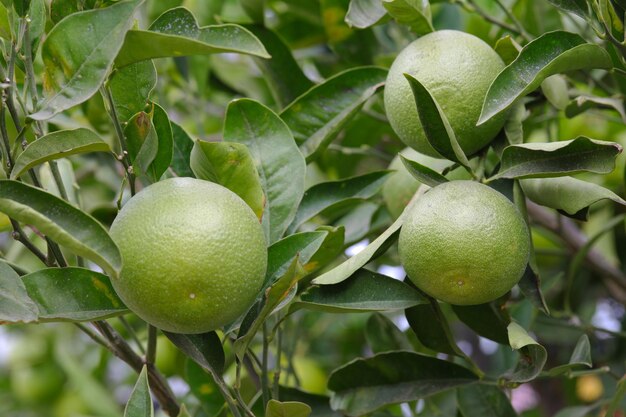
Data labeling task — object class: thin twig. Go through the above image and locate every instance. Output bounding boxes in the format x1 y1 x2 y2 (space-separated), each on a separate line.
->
146 324 157 364
9 220 47 264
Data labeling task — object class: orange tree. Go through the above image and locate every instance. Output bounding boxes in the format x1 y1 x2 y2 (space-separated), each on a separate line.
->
1 1 626 416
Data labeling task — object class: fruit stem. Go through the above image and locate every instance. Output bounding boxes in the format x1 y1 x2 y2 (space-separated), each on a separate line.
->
145 324 157 364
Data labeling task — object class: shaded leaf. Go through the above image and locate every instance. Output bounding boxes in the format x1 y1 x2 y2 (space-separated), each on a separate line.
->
345 0 387 28
382 0 433 35
279 386 341 417
31 0 143 120
267 231 328 287
503 322 547 383
518 263 550 315
541 74 569 110
494 35 521 65
266 399 312 417
366 312 413 353
164 331 225 375
281 67 387 162
305 226 345 274
521 176 626 217
124 366 153 417
400 154 448 188
125 111 157 175
328 351 478 416
184 361 225 416
170 123 195 177
176 404 192 417
296 269 425 313
404 73 470 167
452 303 510 345
11 128 110 180
22 267 127 321
457 384 518 417
0 180 121 278
116 8 269 68
147 103 174 182
191 140 265 219
0 260 38 323
288 170 393 233
565 95 626 122
406 302 460 356
489 137 622 180
548 334 592 375
109 60 157 123
545 0 589 19
479 31 612 125
224 98 306 243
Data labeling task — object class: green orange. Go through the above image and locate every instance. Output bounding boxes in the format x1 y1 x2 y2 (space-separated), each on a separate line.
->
384 30 506 157
399 181 530 305
109 177 267 334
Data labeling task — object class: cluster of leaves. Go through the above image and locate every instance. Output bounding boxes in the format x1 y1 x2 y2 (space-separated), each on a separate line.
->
1 0 626 417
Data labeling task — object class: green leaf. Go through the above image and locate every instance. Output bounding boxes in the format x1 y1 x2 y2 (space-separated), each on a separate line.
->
279 386 342 417
176 404 192 417
241 0 264 22
489 137 622 180
494 35 521 65
281 67 387 162
312 206 405 285
124 366 153 417
541 74 569 110
191 140 265 219
235 257 305 358
11 128 110 180
267 231 329 287
31 0 144 120
148 103 174 181
521 176 626 217
382 0 433 35
456 384 518 417
0 3 10 40
366 312 413 353
345 0 387 29
605 376 626 417
224 98 306 243
50 0 81 24
305 226 345 275
0 180 122 278
170 123 195 177
503 322 547 383
266 399 312 417
517 264 550 315
548 334 592 376
242 25 314 108
296 269 425 313
406 302 461 356
115 8 269 68
109 60 157 123
403 73 471 167
22 267 127 321
0 260 38 323
164 331 225 375
452 303 510 345
545 0 589 19
400 154 449 188
565 95 626 122
478 31 612 125
328 351 478 416
288 170 393 233
184 361 225 416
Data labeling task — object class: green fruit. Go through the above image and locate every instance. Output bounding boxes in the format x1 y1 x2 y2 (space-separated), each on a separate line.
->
384 30 507 157
399 181 530 305
109 177 267 334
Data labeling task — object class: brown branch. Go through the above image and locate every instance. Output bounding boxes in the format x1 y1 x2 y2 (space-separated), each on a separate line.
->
526 201 626 303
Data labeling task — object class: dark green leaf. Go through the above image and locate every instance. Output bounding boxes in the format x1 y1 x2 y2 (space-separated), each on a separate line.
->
328 351 478 416
109 60 157 123
164 331 225 375
457 384 518 417
267 231 328 287
241 0 264 22
366 312 413 353
148 103 174 181
184 361 225 416
224 98 306 243
50 0 81 24
517 264 550 315
548 334 592 375
297 269 425 313
281 67 387 162
490 137 622 180
479 31 612 125
403 73 471 167
565 95 626 122
503 322 547 383
11 128 110 180
521 176 626 216
345 0 387 28
190 140 265 219
305 226 345 275
452 303 510 345
266 399 312 417
288 170 393 233
400 154 449 188
31 0 144 120
545 0 589 19
170 123 195 177
22 267 127 321
115 8 269 68
125 111 156 175
382 0 433 35
406 302 460 356
0 260 38 323
0 180 122 277
242 25 314 108
279 387 341 417
124 366 153 417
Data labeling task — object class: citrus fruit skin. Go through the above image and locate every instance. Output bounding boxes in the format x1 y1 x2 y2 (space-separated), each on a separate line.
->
399 181 530 305
109 177 267 334
384 30 507 157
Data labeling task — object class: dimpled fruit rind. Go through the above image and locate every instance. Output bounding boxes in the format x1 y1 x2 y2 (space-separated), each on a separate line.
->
398 180 530 305
384 30 507 157
109 177 267 334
